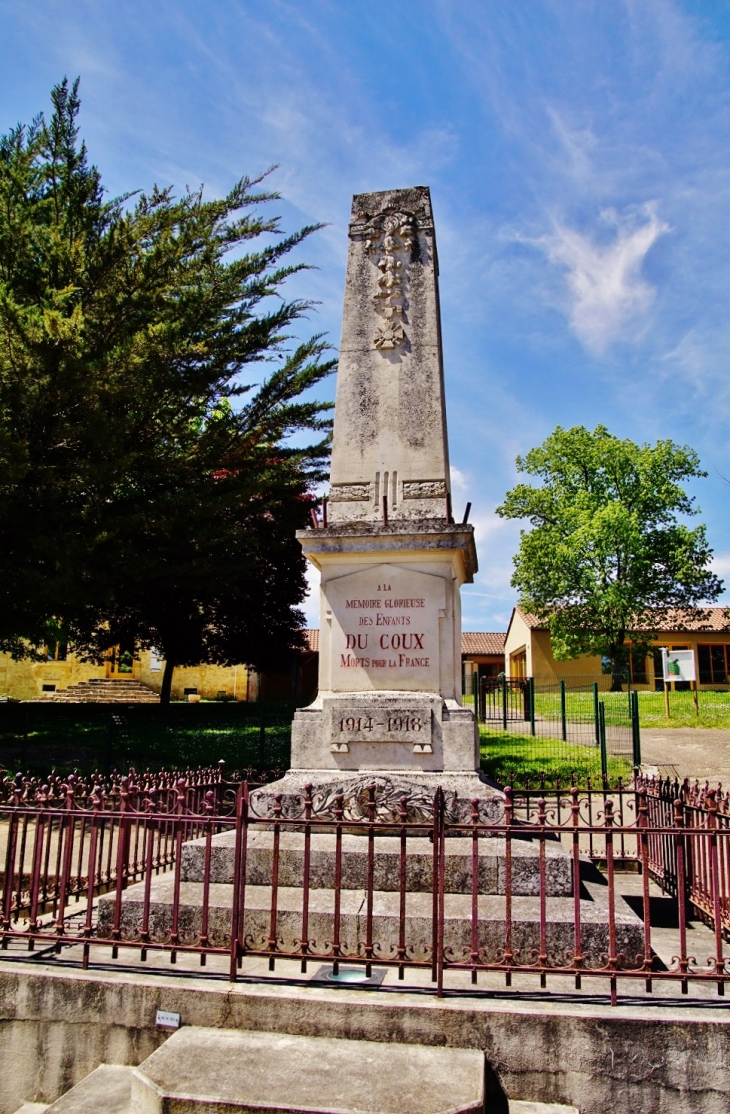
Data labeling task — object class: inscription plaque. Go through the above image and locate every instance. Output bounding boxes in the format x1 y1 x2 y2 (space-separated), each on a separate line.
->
325 694 438 754
327 563 444 692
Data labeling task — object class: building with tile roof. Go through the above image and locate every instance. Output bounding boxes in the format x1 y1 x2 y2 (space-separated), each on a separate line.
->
504 606 730 688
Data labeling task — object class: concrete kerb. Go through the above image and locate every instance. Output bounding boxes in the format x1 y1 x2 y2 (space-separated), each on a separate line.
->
0 961 729 1114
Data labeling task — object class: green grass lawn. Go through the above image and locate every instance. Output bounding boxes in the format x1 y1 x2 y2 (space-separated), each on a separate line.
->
479 728 633 787
544 687 730 728
471 686 730 729
0 702 296 776
633 688 730 727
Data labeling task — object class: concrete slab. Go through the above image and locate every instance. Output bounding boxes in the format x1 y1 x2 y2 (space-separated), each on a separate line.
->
133 1026 485 1114
43 1065 133 1112
11 1105 50 1114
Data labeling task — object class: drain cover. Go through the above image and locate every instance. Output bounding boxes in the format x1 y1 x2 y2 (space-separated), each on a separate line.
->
311 965 386 987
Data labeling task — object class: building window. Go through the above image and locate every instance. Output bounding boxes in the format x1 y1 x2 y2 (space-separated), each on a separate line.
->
698 644 729 685
629 651 647 685
45 640 68 661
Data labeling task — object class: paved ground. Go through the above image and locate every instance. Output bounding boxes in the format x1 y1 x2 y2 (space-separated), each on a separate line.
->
641 727 730 786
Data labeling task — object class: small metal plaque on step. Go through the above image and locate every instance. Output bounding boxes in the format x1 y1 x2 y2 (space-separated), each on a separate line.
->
156 1010 181 1029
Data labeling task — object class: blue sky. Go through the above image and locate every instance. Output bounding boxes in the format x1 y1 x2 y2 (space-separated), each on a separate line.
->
2 0 730 632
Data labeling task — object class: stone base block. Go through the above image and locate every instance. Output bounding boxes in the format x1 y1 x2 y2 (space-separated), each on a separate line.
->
180 830 573 896
290 693 480 775
97 876 643 968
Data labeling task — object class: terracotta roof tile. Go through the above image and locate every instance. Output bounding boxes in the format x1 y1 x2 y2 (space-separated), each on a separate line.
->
514 605 730 634
461 632 506 655
303 629 319 652
514 607 543 629
634 607 730 633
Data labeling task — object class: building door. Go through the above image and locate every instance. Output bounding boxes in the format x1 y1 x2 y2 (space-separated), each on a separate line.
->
106 639 135 679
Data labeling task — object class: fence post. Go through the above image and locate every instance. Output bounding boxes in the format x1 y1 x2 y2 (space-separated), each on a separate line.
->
560 680 567 743
528 677 535 736
502 676 508 731
631 690 641 768
105 714 114 775
599 702 608 779
592 682 600 748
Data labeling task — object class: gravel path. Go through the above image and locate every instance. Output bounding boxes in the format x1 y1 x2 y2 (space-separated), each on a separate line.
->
640 727 730 786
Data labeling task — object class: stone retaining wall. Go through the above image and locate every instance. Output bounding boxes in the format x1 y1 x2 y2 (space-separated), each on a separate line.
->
0 965 729 1113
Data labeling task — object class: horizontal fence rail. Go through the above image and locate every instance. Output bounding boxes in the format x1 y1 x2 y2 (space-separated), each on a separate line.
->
2 770 729 1004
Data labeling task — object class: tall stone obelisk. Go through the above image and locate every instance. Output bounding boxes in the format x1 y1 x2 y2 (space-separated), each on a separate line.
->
264 187 497 806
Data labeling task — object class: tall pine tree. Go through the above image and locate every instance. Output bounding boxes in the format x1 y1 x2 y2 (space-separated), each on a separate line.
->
0 79 334 699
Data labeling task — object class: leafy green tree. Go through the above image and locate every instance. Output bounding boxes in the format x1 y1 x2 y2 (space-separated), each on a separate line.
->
496 425 723 690
0 79 334 699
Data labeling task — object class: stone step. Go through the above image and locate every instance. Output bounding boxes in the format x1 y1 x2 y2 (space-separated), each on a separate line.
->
181 828 573 896
97 874 643 966
13 1037 580 1114
133 1026 486 1114
49 679 160 703
38 1065 133 1112
510 1105 578 1114
10 1095 578 1114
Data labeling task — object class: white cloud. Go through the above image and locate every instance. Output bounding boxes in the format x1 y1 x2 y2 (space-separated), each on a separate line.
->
534 204 670 353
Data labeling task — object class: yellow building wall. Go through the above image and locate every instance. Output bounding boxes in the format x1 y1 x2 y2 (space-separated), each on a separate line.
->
529 631 603 679
504 609 532 675
134 651 255 701
0 649 255 702
0 653 108 701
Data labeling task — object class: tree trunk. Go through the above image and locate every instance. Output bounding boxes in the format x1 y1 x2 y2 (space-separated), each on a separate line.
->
609 638 627 692
160 658 175 705
609 668 624 693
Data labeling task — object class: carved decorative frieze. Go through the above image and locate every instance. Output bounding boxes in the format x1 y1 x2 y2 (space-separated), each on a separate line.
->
402 480 448 500
329 482 372 502
249 776 506 825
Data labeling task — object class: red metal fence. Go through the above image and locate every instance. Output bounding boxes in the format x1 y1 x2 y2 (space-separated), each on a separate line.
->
1 771 729 1004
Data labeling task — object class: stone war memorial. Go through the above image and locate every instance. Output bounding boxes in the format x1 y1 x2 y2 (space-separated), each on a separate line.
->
1 189 730 1114
261 186 499 818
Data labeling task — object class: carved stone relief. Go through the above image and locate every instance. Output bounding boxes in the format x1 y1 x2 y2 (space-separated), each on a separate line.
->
329 483 372 502
357 208 417 352
402 480 448 499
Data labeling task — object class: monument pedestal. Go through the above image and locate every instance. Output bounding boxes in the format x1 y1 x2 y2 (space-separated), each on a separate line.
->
253 518 501 819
